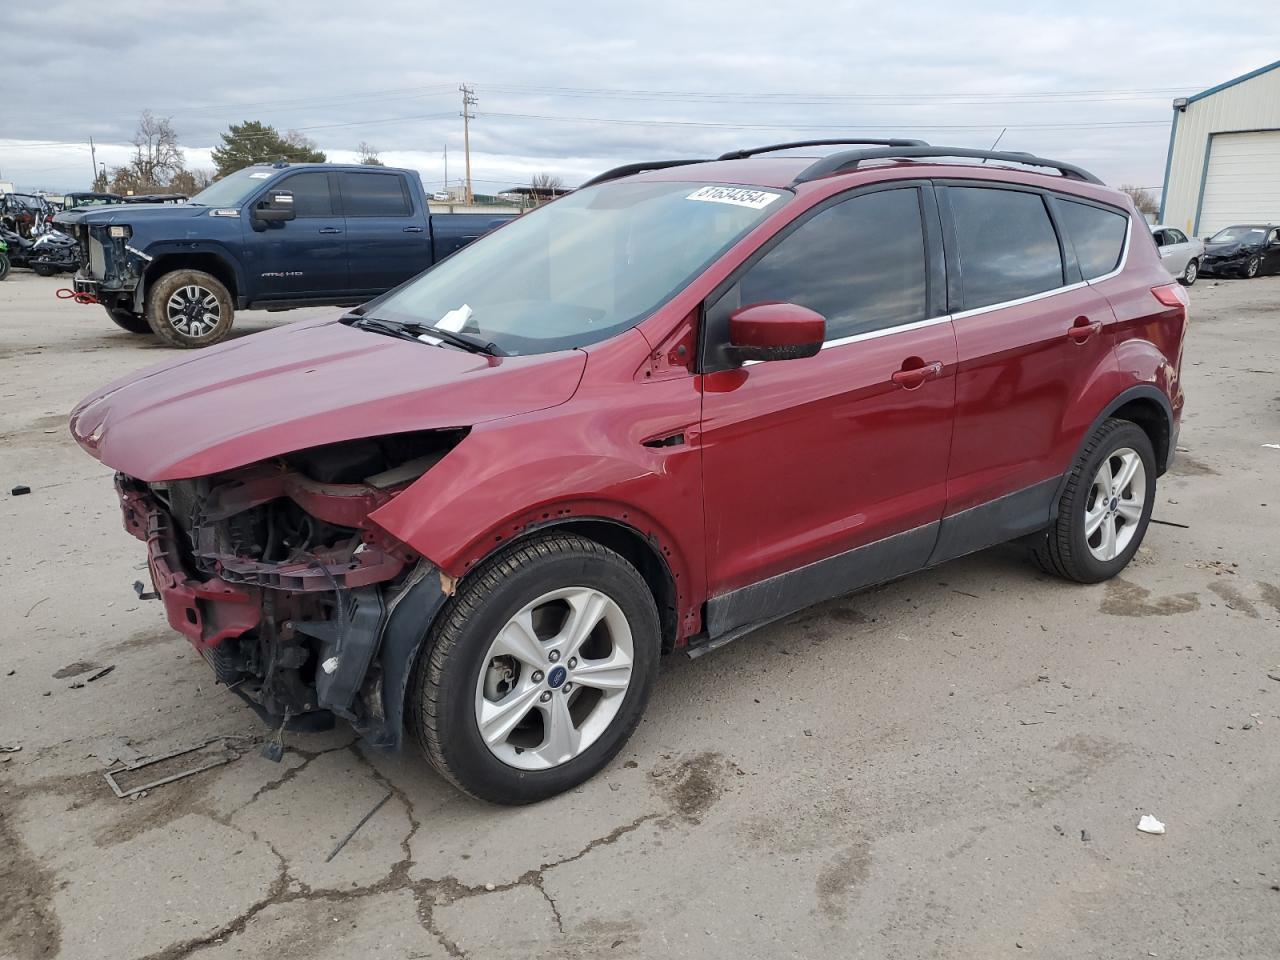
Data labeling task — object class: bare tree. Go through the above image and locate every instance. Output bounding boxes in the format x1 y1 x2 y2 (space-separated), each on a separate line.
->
109 111 186 194
1120 184 1158 218
530 172 565 192
357 142 384 166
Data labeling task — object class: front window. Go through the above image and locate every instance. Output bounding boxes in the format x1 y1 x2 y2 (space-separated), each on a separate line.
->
188 167 278 208
367 180 789 355
1209 225 1267 245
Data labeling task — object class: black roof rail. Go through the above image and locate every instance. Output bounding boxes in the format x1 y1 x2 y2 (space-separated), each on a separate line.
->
716 138 929 161
579 159 713 189
793 146 1104 185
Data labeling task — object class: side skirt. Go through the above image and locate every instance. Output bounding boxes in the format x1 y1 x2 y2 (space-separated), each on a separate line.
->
691 475 1064 658
926 476 1061 567
696 523 939 656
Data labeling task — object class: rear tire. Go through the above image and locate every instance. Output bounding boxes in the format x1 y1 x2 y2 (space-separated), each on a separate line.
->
1178 258 1197 286
145 269 234 348
408 534 661 804
1034 419 1156 584
31 261 57 277
105 306 150 334
0 255 9 281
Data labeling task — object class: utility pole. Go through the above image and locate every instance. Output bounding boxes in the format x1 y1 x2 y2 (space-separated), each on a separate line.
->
89 136 98 187
443 144 448 196
459 83 477 205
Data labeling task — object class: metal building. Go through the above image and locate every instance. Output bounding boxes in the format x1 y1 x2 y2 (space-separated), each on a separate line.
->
1159 59 1280 237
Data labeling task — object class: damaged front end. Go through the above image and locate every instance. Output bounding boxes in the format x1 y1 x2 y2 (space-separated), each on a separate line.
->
117 430 464 748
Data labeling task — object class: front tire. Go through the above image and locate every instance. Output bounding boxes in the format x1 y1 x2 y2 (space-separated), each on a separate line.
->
1178 258 1198 286
1244 257 1260 279
145 269 234 348
32 261 57 277
1034 419 1156 584
409 534 661 804
0 254 9 281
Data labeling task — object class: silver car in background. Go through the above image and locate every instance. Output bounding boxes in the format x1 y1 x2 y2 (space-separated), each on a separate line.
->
1151 224 1205 286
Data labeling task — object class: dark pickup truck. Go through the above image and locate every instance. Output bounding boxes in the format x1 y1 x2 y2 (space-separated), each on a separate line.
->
55 163 512 347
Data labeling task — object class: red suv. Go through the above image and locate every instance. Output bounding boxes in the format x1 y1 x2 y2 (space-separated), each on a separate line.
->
71 141 1187 804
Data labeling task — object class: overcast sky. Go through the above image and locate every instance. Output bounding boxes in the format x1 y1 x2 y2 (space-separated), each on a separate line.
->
2 0 1277 194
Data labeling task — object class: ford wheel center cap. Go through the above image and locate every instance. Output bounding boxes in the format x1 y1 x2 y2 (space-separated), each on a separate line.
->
548 665 568 689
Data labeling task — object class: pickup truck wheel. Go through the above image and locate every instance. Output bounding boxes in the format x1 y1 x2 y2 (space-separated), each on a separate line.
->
408 534 660 804
1033 418 1156 583
145 270 234 348
104 306 150 334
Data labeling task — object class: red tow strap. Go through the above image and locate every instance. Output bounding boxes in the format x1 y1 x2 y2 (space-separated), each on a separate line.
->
56 288 100 304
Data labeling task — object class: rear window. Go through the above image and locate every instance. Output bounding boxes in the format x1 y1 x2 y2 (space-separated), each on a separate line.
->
340 172 411 217
949 187 1064 310
1058 199 1128 279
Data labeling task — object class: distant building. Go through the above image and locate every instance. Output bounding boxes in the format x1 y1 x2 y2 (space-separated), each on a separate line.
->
1160 59 1280 236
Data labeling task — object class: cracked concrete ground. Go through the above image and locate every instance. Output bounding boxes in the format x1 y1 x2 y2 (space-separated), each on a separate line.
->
2 271 1278 959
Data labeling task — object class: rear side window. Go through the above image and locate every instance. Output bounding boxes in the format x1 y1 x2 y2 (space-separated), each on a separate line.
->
280 172 334 218
1058 199 1129 279
1168 228 1187 243
735 188 928 340
340 172 411 217
948 187 1063 309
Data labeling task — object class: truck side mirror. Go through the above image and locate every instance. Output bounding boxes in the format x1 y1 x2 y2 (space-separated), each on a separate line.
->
253 190 296 223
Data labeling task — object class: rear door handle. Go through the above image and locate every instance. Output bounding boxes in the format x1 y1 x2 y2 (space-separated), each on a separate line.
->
402 226 425 233
318 227 342 235
1067 318 1102 343
890 360 944 389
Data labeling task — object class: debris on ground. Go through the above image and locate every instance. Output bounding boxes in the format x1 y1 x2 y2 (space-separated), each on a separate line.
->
23 597 49 617
85 665 115 682
1081 830 1091 842
0 744 21 753
104 736 249 799
87 736 144 766
325 790 393 862
1137 815 1166 835
10 484 31 496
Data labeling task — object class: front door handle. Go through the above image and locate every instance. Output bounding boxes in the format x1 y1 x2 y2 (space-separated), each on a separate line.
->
890 360 944 389
402 226 425 233
1067 318 1102 343
318 227 342 235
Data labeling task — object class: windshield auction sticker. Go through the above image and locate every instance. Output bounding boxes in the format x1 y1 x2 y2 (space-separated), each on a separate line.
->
686 186 782 209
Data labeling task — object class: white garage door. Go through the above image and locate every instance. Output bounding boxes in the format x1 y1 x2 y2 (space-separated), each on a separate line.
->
1198 130 1280 235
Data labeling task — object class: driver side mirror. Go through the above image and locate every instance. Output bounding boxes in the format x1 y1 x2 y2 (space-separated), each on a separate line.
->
727 302 826 364
253 189 296 223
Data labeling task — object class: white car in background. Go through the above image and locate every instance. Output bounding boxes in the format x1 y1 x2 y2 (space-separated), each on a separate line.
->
1150 225 1205 286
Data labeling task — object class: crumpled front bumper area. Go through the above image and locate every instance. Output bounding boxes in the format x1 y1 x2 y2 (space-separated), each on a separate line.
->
115 469 446 749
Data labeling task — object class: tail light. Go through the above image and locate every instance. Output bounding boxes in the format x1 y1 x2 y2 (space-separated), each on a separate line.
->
1151 283 1189 308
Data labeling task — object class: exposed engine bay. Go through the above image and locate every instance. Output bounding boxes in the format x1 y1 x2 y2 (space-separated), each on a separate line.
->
116 430 465 744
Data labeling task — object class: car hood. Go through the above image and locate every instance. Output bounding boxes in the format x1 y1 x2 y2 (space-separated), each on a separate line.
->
55 204 207 228
70 317 587 481
1203 241 1257 256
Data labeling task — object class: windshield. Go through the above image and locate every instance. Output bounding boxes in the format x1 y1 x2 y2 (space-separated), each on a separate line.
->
188 167 275 207
368 180 788 355
1209 226 1266 244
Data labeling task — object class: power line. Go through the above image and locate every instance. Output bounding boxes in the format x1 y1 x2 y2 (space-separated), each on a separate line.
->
480 111 1168 131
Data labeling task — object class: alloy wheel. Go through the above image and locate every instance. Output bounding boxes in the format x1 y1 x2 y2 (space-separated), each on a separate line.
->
166 284 222 338
1183 260 1197 284
1246 258 1260 278
474 586 634 770
1084 446 1146 562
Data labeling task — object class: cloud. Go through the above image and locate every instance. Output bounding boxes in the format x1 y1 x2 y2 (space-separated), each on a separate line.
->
2 0 1277 191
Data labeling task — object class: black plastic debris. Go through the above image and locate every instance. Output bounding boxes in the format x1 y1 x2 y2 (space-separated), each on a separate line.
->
11 485 31 496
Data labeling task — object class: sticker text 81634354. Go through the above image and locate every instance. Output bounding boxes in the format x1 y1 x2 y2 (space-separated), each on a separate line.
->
686 186 782 210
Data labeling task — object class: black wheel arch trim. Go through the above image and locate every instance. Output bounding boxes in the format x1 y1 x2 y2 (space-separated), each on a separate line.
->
141 242 247 308
1051 385 1174 519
